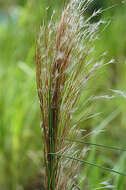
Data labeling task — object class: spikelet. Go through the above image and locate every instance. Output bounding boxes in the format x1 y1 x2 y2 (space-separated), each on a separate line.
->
35 0 105 189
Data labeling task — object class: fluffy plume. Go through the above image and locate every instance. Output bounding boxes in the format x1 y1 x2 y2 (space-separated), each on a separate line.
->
35 0 105 189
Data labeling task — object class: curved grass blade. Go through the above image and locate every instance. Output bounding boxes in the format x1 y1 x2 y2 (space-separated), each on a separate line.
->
49 153 126 177
65 139 126 152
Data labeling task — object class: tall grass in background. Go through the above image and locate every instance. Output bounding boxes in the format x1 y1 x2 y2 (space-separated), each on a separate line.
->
35 0 126 189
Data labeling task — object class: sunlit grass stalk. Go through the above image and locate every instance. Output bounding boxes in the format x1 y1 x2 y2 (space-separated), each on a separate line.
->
35 0 117 189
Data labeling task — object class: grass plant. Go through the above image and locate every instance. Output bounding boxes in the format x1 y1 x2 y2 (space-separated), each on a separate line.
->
35 0 126 189
0 0 126 189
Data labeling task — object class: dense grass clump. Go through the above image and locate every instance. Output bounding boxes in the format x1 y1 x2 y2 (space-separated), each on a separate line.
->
35 1 126 189
0 0 126 189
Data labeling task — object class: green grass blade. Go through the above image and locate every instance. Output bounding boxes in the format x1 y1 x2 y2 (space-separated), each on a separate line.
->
65 139 126 152
112 152 126 190
49 153 126 177
84 109 121 187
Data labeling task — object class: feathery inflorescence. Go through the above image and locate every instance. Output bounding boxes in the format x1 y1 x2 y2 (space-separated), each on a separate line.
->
35 0 106 189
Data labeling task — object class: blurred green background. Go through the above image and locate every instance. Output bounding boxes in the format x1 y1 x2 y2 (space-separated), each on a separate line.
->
0 0 126 189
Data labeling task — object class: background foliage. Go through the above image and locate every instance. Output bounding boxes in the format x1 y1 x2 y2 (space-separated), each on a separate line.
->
0 0 126 189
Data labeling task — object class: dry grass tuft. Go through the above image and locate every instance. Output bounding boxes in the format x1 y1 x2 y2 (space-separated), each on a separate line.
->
35 0 106 189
